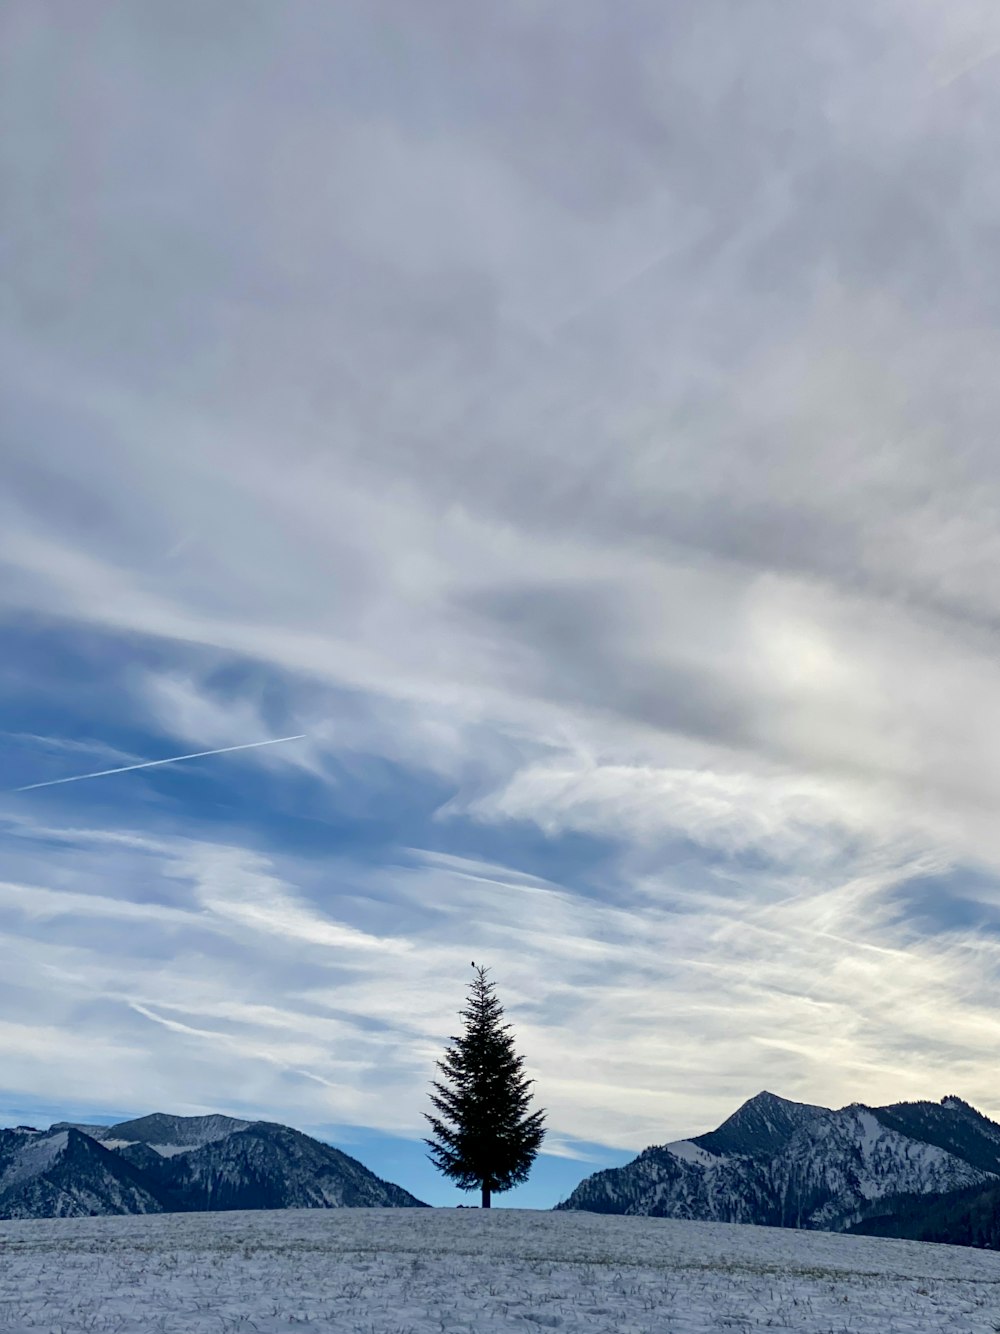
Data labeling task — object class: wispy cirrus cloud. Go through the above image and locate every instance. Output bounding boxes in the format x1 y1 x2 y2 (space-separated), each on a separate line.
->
5 0 1000 1197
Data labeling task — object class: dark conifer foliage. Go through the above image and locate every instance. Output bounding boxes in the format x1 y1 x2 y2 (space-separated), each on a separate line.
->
425 964 545 1208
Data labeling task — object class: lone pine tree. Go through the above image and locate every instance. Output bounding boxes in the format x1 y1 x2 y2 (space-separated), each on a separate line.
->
425 964 545 1208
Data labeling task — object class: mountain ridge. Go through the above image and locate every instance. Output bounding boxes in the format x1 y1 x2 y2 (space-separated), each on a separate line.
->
0 1113 426 1219
556 1091 1000 1234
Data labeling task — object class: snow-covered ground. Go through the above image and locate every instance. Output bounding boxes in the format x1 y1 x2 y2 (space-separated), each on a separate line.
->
1 1207 999 1333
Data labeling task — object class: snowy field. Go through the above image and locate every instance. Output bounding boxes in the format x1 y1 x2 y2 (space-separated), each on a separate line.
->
1 1208 1000 1333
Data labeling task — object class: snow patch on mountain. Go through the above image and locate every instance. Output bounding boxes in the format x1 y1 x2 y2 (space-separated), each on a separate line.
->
663 1139 720 1167
0 1130 67 1190
92 1113 252 1153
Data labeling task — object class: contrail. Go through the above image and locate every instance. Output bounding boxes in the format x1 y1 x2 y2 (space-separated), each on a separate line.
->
12 735 307 793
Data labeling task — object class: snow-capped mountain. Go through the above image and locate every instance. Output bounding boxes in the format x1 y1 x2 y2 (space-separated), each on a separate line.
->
65 1112 253 1158
0 1127 163 1219
146 1122 425 1212
0 1114 426 1219
556 1091 1000 1232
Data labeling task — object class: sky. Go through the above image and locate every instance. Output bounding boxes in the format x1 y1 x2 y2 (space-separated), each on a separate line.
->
5 1 1000 1209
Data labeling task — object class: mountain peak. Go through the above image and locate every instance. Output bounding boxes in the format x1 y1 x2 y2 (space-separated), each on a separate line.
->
85 1113 253 1156
942 1096 973 1112
746 1090 794 1107
692 1090 830 1159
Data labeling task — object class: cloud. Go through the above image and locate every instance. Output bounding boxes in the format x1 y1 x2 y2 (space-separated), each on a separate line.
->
6 0 1000 1159
181 844 413 957
0 809 999 1151
0 879 204 928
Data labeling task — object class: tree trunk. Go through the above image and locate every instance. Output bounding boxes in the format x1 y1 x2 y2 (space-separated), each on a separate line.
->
481 1181 491 1209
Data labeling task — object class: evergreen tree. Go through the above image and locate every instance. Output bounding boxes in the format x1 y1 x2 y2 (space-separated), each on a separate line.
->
425 964 545 1208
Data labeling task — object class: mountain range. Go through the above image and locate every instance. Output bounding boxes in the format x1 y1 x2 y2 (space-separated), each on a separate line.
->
0 1113 426 1219
10 1093 1000 1245
556 1090 1000 1239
